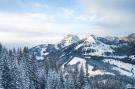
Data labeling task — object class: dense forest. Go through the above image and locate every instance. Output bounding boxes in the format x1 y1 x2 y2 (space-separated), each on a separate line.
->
0 44 134 89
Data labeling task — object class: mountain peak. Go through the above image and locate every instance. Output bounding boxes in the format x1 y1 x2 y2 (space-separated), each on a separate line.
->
128 33 135 38
85 34 96 43
60 34 80 47
123 33 135 43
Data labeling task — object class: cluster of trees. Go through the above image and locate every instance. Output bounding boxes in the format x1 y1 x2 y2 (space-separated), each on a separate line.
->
0 44 91 89
0 44 134 89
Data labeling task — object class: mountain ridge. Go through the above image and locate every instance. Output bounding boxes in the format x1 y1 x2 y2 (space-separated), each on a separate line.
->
30 33 135 78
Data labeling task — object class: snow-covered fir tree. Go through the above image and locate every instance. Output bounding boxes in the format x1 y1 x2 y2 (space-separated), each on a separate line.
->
0 43 135 89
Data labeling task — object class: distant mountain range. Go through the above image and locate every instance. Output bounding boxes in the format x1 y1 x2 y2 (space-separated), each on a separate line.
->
30 33 135 78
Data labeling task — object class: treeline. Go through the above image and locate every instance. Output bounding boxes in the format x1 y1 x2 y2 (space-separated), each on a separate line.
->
0 44 134 89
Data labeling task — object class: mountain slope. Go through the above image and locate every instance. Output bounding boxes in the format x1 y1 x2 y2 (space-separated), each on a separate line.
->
124 33 135 43
59 34 80 47
30 34 135 78
30 34 80 60
61 56 135 77
29 44 60 60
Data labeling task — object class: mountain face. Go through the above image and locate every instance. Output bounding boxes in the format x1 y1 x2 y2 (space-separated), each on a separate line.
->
124 33 135 43
29 44 60 60
30 34 135 79
59 34 80 47
30 34 80 60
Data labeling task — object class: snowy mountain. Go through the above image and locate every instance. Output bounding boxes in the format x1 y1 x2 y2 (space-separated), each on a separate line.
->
124 33 135 43
1 34 135 89
76 35 114 57
62 57 114 76
29 44 60 60
63 57 135 77
59 34 80 47
30 34 80 60
30 34 135 78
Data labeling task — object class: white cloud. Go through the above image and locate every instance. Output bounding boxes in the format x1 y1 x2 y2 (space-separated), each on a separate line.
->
60 8 75 16
1 4 125 48
0 11 100 47
0 8 102 37
81 0 135 35
2 0 135 48
0 12 65 46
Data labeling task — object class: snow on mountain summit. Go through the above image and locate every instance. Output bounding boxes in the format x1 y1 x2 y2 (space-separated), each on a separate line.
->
126 33 135 42
75 34 114 57
128 33 135 38
60 34 80 47
84 34 96 44
29 33 135 79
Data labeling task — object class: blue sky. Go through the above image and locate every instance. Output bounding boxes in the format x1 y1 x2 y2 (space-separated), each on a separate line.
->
0 0 135 48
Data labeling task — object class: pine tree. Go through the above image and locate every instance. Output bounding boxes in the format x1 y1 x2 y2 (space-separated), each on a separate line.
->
25 53 40 89
47 70 58 89
1 53 17 89
0 43 2 55
57 71 64 89
78 65 85 89
2 62 16 89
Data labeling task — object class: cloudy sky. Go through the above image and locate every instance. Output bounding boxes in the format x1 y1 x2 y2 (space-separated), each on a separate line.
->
0 0 135 48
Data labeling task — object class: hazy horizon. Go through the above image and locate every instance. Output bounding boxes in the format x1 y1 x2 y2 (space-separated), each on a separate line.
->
1 33 134 49
0 0 135 48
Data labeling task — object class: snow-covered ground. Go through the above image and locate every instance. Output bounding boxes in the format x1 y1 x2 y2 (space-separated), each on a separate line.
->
65 57 135 77
87 65 114 76
129 55 135 60
36 56 44 60
68 57 86 66
81 35 114 56
68 57 86 71
103 59 135 77
67 57 114 76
